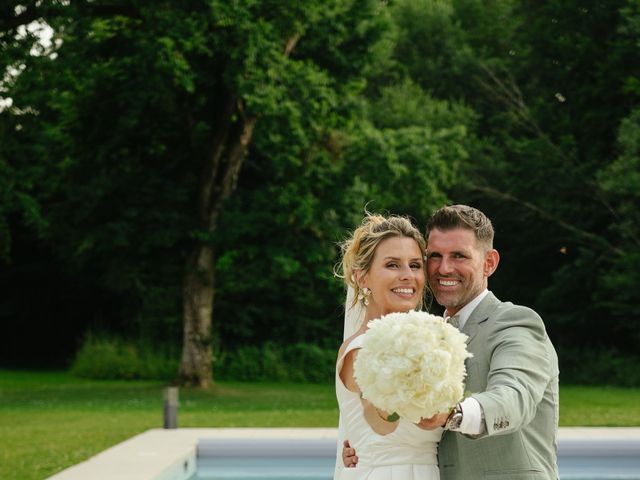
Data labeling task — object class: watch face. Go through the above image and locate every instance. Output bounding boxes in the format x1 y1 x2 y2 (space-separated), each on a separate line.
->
447 411 463 430
453 414 463 428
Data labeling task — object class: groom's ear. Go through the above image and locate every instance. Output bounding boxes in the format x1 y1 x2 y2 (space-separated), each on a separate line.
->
484 249 500 278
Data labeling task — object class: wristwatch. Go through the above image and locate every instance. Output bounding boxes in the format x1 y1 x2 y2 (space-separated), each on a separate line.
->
445 403 463 431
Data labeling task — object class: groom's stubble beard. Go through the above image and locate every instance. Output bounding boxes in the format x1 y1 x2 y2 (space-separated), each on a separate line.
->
427 271 487 314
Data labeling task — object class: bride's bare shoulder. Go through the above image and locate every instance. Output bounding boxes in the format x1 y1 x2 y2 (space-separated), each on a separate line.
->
337 331 363 359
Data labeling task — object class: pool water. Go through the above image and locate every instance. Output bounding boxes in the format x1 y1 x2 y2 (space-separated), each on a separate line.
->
557 439 640 479
192 457 331 479
188 438 640 480
190 439 334 480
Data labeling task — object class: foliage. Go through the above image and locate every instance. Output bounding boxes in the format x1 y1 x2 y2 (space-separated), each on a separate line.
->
560 347 640 388
215 342 335 383
1 0 638 386
70 334 179 381
595 108 640 330
2 0 462 370
69 334 336 383
384 0 640 369
212 109 468 349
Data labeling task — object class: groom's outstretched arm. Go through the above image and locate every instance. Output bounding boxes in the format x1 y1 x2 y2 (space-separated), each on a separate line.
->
472 306 557 437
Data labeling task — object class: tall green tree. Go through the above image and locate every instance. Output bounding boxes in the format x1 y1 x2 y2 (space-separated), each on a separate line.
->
2 1 471 383
1 0 387 385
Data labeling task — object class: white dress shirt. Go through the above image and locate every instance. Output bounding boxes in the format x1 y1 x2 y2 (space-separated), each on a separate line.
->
444 289 489 435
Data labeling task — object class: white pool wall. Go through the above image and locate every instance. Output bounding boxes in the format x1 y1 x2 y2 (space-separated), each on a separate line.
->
45 427 640 480
45 428 337 480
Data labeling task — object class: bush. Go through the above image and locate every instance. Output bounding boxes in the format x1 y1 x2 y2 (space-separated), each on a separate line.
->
70 334 640 387
215 342 335 383
559 347 640 387
70 333 179 381
283 343 335 383
215 344 282 381
70 335 336 383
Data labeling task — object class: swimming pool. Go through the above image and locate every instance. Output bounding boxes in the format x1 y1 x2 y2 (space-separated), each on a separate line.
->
192 438 335 479
189 436 640 480
44 428 640 480
558 438 640 480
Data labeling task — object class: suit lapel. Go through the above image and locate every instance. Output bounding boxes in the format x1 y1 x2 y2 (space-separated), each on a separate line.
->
462 291 501 344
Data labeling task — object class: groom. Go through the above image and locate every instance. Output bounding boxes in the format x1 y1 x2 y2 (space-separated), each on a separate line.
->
343 204 560 479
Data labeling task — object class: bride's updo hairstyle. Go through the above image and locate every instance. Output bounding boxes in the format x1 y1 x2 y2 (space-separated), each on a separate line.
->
338 214 426 309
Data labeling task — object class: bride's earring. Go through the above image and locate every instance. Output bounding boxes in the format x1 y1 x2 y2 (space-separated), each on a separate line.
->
358 287 371 307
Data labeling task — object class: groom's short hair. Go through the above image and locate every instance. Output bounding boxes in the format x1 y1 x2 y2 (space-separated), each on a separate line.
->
426 205 494 250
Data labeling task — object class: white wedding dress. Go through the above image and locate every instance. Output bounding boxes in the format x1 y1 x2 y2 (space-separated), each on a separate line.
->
334 334 442 480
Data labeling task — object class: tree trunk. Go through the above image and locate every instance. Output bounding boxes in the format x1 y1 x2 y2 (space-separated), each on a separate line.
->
178 34 299 387
179 245 215 387
178 97 257 387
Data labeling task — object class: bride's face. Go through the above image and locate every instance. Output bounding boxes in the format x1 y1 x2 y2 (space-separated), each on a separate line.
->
359 236 425 320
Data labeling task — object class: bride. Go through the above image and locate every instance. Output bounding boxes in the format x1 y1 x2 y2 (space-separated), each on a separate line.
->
334 214 444 480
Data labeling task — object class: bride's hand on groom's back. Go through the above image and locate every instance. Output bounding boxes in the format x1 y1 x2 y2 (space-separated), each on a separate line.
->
342 439 358 468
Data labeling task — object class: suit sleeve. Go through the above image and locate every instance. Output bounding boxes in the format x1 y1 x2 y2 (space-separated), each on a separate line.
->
471 306 554 437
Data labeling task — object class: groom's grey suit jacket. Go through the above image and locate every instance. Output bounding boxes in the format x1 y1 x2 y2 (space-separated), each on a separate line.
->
438 292 560 480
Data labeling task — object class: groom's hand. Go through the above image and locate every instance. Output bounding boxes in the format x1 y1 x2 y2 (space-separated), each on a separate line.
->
342 439 358 468
416 411 449 430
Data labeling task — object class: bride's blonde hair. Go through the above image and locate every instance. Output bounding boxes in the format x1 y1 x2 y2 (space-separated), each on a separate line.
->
337 213 426 309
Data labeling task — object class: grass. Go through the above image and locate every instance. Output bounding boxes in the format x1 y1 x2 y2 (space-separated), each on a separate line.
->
0 370 338 480
559 385 640 426
2 370 640 480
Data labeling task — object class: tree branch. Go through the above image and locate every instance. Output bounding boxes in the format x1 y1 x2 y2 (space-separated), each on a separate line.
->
283 32 301 57
199 95 236 224
206 110 257 231
469 184 623 255
474 62 638 250
476 61 573 165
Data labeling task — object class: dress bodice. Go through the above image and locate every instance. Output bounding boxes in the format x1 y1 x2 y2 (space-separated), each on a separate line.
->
335 334 442 479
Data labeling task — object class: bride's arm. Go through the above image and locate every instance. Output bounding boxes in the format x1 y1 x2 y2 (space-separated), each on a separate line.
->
340 348 399 436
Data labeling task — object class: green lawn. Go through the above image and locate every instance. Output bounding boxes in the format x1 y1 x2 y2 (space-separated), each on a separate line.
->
0 370 338 480
1 370 640 480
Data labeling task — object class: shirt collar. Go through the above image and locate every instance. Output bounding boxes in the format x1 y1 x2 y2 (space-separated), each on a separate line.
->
445 289 489 330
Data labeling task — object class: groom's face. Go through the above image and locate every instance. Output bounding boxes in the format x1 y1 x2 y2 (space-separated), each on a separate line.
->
426 227 496 316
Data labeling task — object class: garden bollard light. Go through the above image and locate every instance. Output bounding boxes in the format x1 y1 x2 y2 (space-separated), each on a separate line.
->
163 386 179 429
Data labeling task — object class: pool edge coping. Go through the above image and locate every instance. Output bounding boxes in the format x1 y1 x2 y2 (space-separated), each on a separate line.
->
45 427 640 480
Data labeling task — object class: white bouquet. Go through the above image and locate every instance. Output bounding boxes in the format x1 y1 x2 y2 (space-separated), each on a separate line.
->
353 311 472 423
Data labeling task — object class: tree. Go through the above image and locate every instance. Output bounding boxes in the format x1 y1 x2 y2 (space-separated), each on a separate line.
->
383 0 640 374
595 108 640 340
5 1 440 385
